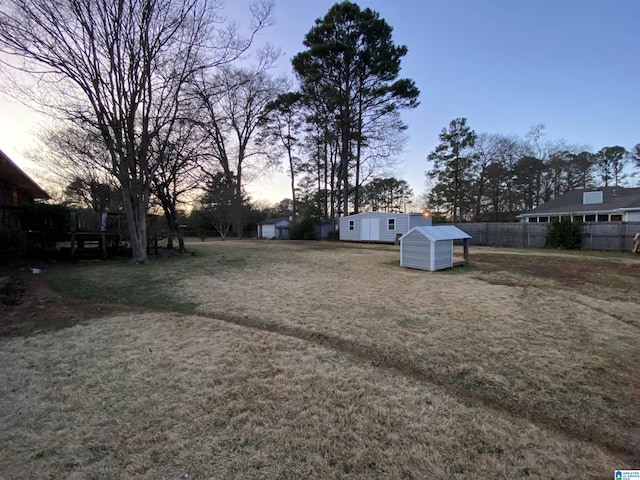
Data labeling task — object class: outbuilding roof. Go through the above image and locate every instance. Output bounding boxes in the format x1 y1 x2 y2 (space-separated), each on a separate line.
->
402 225 471 242
257 217 290 225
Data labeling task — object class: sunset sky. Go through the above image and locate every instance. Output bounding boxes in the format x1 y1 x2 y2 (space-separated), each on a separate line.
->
1 0 638 203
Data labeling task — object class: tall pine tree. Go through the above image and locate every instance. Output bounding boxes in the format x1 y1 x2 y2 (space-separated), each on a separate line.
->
427 118 477 222
292 1 419 217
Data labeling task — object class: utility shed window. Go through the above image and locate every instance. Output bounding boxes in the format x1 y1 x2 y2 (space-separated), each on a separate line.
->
388 218 395 230
349 220 354 231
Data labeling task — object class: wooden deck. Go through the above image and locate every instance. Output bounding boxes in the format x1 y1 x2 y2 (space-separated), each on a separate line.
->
452 256 468 267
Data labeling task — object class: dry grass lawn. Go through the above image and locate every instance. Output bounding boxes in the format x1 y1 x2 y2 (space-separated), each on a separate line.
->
1 240 639 479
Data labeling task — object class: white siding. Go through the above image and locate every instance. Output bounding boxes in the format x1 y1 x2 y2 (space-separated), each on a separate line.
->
433 241 452 271
626 212 640 222
400 230 431 270
400 226 470 272
379 215 399 242
340 212 432 242
339 217 360 241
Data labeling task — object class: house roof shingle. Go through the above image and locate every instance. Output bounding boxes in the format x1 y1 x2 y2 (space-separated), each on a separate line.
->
0 148 50 200
520 187 640 216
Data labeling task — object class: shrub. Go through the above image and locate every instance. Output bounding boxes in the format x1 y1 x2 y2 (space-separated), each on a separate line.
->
546 218 582 249
289 217 317 240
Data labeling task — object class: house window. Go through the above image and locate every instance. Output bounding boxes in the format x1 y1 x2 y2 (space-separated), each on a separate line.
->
610 214 622 222
584 214 596 222
349 220 355 231
538 216 549 223
388 218 395 230
597 215 608 222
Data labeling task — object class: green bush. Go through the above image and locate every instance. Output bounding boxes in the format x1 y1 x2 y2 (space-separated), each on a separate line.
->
546 218 582 249
289 217 317 240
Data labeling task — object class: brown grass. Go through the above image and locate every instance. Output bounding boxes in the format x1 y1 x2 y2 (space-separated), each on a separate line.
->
1 240 639 478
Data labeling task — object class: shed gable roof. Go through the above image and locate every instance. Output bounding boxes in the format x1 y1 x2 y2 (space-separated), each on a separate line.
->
257 217 290 226
519 187 640 216
402 225 471 242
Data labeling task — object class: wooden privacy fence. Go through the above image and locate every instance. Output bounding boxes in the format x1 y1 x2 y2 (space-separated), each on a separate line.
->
453 222 640 252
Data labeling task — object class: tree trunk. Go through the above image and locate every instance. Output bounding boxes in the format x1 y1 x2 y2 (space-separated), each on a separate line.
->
288 146 297 222
341 116 350 217
475 167 486 221
121 189 148 264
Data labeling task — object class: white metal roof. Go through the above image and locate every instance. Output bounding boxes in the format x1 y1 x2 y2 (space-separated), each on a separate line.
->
401 225 471 242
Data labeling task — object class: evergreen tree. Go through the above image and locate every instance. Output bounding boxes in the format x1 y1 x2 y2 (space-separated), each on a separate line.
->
292 1 419 217
426 118 477 222
595 146 628 187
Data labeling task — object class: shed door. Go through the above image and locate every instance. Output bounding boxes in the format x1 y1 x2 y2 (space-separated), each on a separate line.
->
361 218 380 241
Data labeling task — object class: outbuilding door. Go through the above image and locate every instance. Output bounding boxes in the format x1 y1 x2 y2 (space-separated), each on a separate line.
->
361 218 380 241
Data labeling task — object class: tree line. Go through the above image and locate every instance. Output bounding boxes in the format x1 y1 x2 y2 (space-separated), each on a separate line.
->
426 119 639 222
3 0 636 262
0 0 419 261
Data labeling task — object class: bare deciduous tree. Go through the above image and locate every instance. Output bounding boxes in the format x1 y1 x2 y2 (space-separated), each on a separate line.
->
31 124 121 211
193 64 286 235
0 0 273 262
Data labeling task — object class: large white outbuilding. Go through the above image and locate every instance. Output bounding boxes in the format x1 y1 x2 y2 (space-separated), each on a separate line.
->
400 226 471 271
339 212 432 243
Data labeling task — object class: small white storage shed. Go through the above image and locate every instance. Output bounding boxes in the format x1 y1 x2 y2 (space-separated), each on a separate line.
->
257 218 291 239
339 212 432 243
400 226 471 271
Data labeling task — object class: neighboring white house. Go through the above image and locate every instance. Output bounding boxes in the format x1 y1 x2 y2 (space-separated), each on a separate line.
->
257 217 291 239
339 212 432 243
517 187 640 223
400 225 471 271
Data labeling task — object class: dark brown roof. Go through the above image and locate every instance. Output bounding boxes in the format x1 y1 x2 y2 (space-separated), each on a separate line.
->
0 148 50 200
520 187 640 216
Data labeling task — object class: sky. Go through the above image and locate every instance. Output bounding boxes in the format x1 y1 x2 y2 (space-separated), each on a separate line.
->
1 0 638 204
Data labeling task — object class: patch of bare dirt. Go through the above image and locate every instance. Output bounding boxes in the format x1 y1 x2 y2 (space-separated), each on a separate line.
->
0 252 194 338
0 267 114 338
472 252 640 288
